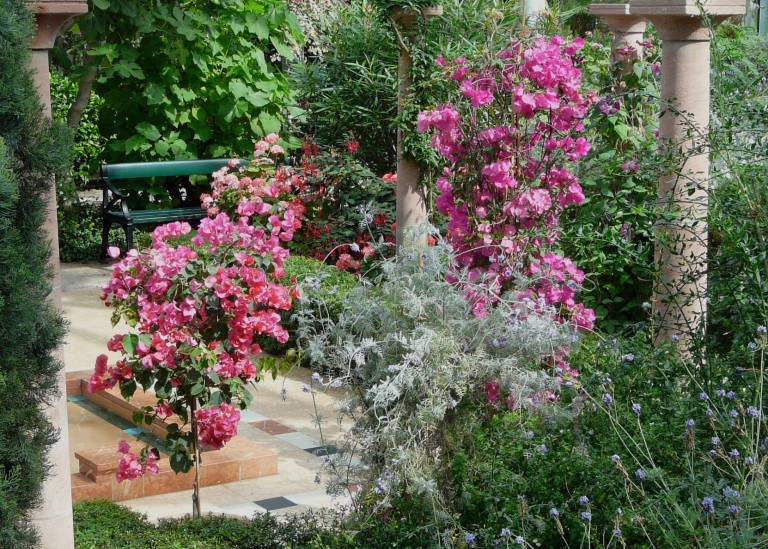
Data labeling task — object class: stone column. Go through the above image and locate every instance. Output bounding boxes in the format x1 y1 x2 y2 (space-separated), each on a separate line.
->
393 7 442 252
26 2 88 548
589 4 647 70
628 0 744 345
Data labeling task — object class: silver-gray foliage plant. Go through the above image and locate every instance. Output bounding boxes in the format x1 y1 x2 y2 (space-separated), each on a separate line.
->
292 240 578 520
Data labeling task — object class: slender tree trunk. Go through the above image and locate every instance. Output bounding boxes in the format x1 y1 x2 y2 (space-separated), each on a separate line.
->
190 398 202 518
66 53 96 130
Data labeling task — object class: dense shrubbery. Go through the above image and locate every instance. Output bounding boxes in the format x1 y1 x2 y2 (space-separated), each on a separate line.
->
73 499 348 549
0 0 71 546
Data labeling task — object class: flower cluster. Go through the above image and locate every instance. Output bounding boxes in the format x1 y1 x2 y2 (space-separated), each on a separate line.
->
195 403 240 450
200 133 307 223
115 440 159 483
419 37 595 330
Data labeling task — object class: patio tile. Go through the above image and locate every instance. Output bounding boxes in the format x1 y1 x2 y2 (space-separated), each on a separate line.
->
250 419 295 435
252 496 297 511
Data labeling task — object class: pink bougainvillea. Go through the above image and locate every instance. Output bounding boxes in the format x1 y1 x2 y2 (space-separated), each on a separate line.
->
90 136 303 500
418 36 596 331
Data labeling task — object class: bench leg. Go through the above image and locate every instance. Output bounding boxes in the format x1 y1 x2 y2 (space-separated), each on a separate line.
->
99 218 113 263
126 223 135 253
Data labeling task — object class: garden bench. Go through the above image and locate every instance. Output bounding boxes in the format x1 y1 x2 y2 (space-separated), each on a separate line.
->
99 158 249 262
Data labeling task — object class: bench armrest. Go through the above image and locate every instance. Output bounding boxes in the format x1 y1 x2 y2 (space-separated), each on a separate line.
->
100 169 131 219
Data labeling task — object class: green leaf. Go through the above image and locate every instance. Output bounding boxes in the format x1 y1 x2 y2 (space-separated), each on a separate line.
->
269 36 294 59
136 122 161 141
132 411 144 425
229 80 249 100
258 111 281 134
92 0 110 10
246 14 270 41
155 140 170 156
144 83 166 105
123 334 138 356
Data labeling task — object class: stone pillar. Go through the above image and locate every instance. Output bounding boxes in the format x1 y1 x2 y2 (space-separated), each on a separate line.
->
394 7 442 251
589 4 647 70
26 2 88 548
628 0 744 345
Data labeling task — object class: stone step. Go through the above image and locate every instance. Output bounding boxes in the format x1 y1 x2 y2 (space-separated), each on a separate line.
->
66 371 278 504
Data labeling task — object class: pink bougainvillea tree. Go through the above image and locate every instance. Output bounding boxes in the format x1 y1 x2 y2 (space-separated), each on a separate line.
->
418 36 596 331
89 134 303 516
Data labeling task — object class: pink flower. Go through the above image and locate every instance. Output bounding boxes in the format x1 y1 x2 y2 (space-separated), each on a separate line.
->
117 440 131 454
107 246 121 258
264 133 280 145
195 404 240 450
269 145 285 156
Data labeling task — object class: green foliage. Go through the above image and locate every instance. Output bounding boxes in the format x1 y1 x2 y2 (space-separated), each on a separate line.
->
58 201 137 263
255 253 358 356
295 244 576 539
50 69 105 201
0 0 71 546
708 24 768 353
73 499 346 548
74 0 303 205
290 0 399 174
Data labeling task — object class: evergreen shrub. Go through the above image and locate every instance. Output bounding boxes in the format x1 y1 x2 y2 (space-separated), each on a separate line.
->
0 0 72 546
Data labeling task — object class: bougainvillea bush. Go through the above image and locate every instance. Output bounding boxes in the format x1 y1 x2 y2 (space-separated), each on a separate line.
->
417 35 596 332
88 137 303 516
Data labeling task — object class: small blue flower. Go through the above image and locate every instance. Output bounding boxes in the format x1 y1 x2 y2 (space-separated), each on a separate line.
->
301 384 310 393
671 334 680 343
757 325 767 336
349 242 360 253
579 495 590 506
712 437 721 446
686 419 695 428
550 508 560 518
312 372 322 382
632 403 642 415
581 511 592 522
279 388 287 401
729 504 740 515
702 497 715 514
716 389 726 398
314 473 321 484
747 406 761 419
621 353 635 362
500 528 512 539
730 409 739 418
465 533 476 545
615 508 623 515
635 469 646 481
748 342 758 350
709 450 717 458
729 448 741 459
700 392 709 401
706 407 714 417
746 456 755 466
611 454 621 463
727 391 736 400
602 394 613 404
515 536 525 546
539 444 548 455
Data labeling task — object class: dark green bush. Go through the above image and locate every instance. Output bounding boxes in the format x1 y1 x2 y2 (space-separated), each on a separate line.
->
73 499 349 549
0 0 71 546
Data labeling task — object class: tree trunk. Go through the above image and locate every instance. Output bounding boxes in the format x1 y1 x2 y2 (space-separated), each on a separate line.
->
190 399 202 519
66 54 96 130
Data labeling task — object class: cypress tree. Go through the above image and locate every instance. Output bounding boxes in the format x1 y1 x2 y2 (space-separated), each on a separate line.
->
0 1 72 547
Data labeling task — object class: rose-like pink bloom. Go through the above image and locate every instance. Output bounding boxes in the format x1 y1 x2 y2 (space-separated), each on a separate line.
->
264 133 280 145
107 246 121 258
269 144 284 156
195 404 240 450
117 440 131 454
155 403 173 418
485 381 501 403
106 334 124 352
115 452 143 482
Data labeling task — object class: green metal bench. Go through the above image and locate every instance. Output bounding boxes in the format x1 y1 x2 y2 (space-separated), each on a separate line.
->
99 158 249 262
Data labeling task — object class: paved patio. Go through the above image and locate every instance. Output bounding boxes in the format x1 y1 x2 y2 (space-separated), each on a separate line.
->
62 262 350 521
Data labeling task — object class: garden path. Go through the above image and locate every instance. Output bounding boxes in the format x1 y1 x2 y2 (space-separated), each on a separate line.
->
62 262 351 521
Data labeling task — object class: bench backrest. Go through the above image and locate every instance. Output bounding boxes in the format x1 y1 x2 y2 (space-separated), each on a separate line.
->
101 158 250 180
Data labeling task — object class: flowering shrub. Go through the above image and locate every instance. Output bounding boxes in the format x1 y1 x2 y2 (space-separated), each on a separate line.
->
89 138 303 515
418 36 596 330
289 140 396 274
200 133 307 225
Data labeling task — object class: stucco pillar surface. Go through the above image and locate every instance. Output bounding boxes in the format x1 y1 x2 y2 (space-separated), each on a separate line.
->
589 4 648 68
627 0 744 344
26 3 88 549
394 8 441 251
